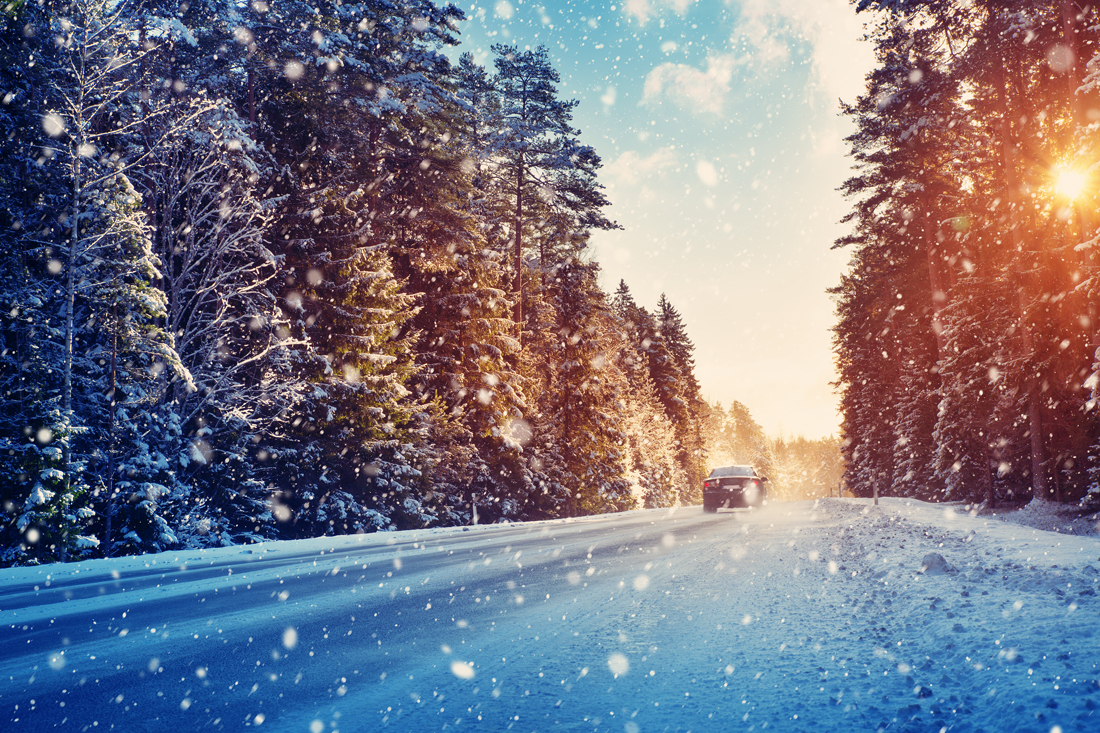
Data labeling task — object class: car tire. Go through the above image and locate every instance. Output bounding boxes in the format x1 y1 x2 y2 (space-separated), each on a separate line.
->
703 504 717 513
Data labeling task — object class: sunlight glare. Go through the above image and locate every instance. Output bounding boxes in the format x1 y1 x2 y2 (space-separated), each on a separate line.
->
1055 166 1088 199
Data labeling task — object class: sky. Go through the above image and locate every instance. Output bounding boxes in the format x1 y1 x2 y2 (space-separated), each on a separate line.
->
449 0 878 439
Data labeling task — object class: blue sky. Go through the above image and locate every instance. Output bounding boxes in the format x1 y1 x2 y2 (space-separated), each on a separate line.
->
449 0 877 439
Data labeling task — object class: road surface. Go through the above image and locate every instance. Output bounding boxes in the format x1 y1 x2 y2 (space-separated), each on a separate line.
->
2 499 1098 732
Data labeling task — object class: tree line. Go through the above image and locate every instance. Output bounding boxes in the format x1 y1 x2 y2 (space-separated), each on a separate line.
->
701 401 845 502
833 0 1100 511
0 0 733 565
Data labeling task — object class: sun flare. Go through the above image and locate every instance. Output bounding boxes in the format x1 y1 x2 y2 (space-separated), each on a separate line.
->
1055 166 1088 199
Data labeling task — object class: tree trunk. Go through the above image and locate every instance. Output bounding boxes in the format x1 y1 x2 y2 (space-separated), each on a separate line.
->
924 210 947 358
983 444 995 510
1052 453 1064 504
997 83 1049 503
1061 0 1081 124
61 134 83 564
1021 311 1048 500
105 302 117 557
513 155 524 341
248 58 256 124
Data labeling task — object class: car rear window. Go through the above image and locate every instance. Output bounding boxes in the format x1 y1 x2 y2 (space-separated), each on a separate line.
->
708 465 756 478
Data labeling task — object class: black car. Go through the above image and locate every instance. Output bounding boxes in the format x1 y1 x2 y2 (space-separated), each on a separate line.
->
702 465 767 512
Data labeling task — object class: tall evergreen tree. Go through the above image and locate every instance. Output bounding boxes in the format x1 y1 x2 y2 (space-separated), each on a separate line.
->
394 111 528 526
834 2 968 501
489 44 617 335
656 293 706 496
532 259 632 516
609 282 685 507
0 0 195 562
1 0 711 564
836 0 1100 506
246 0 469 530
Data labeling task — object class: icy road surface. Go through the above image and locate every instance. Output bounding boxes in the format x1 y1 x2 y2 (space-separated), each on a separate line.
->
2 498 1099 732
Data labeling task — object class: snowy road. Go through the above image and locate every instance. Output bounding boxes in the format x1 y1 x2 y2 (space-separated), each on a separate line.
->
2 499 1099 732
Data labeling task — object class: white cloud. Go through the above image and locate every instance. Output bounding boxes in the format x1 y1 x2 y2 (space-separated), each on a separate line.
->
623 0 696 26
642 54 740 115
731 0 874 106
604 147 679 187
635 0 873 121
737 14 790 67
623 0 653 24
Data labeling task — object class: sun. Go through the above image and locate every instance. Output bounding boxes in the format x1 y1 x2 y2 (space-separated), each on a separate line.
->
1054 166 1088 200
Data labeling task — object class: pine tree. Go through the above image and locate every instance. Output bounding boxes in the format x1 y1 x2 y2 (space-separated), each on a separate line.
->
932 274 1020 505
831 254 901 500
619 364 685 508
838 0 1100 505
248 0 468 531
960 1 1093 502
608 282 685 507
656 293 706 497
0 0 199 563
891 332 940 500
0 1 72 563
657 294 700 405
834 2 970 500
532 259 632 516
489 44 617 334
1071 13 1100 511
765 435 844 500
393 105 528 526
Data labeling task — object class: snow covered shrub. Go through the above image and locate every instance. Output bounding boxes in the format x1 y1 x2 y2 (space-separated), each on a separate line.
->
0 412 99 566
1083 445 1100 514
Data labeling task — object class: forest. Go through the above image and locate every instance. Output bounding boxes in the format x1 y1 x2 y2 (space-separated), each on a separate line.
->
0 0 840 566
834 0 1100 512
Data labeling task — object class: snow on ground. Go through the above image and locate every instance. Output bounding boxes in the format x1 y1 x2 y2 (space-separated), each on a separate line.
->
1 498 1098 732
971 500 1100 538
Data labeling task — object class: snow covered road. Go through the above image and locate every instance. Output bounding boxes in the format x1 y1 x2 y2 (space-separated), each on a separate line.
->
2 498 1099 732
